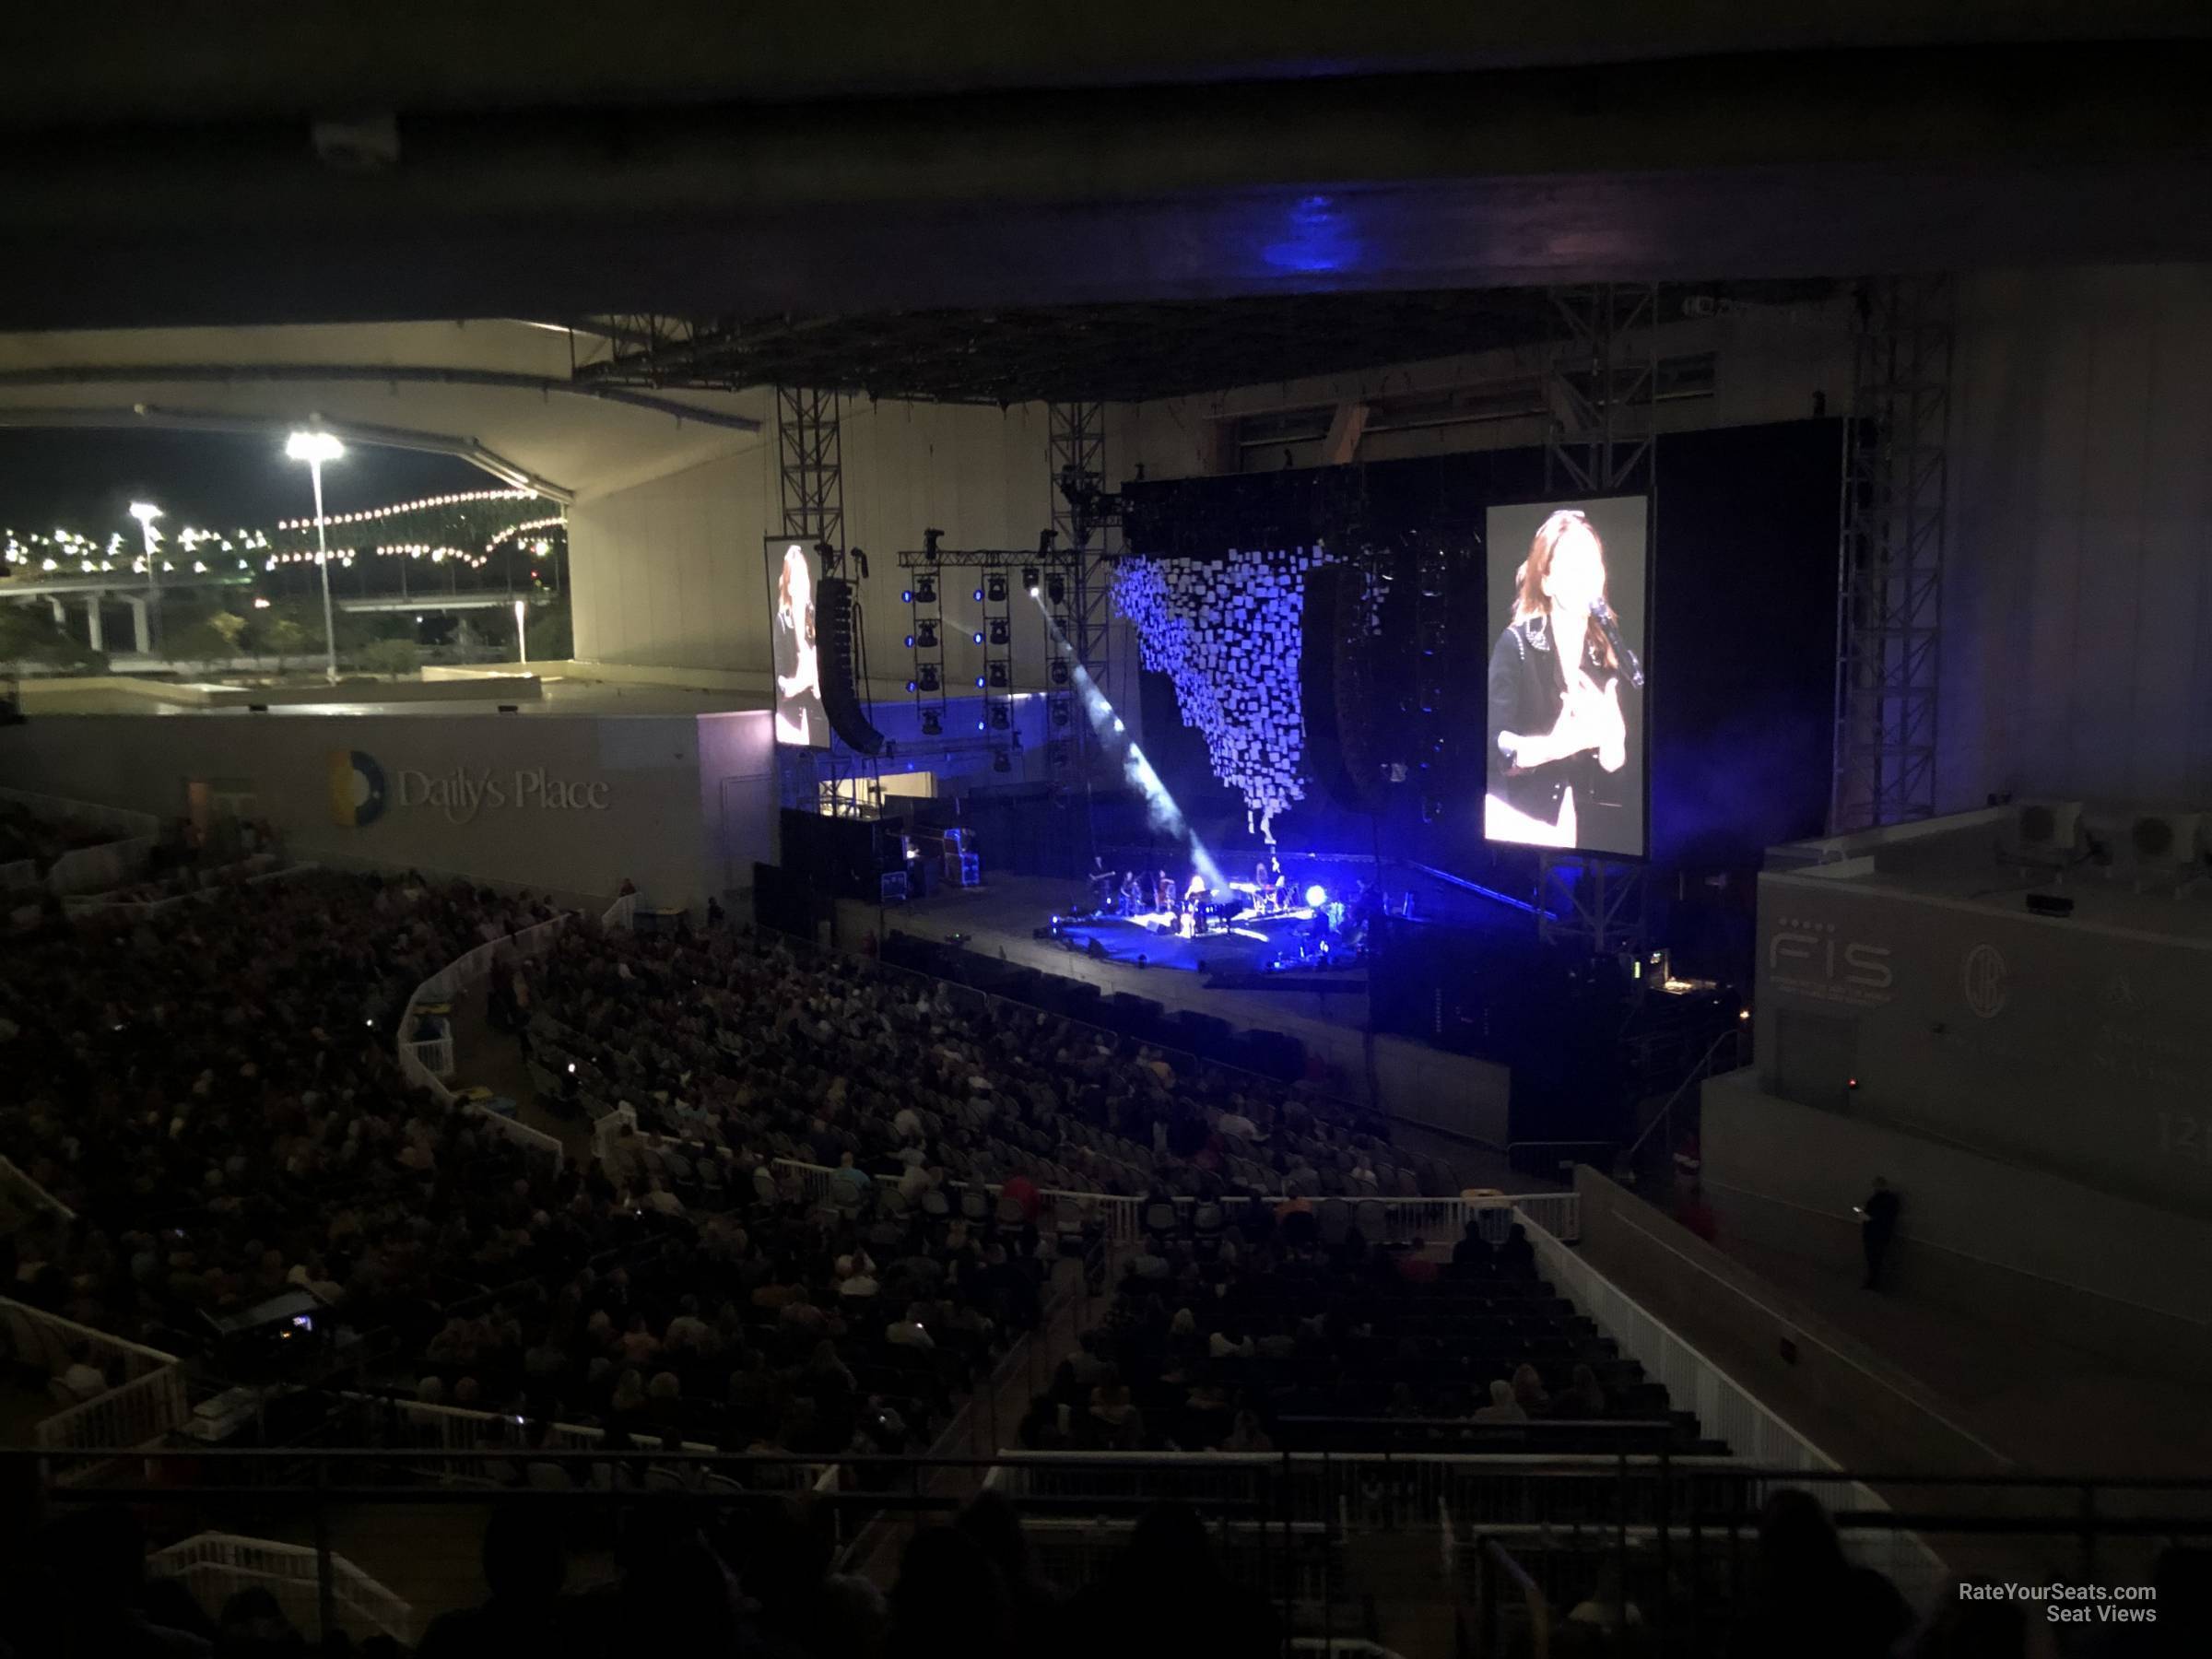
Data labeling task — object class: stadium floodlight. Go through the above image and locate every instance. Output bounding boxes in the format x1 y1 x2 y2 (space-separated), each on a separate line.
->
284 429 347 682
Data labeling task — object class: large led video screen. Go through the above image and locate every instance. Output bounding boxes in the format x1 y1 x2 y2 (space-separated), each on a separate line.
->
1483 496 1649 858
765 537 828 747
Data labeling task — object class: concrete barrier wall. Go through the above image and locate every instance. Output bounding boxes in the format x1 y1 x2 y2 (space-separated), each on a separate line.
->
1700 1069 2212 1378
1572 1165 2010 1477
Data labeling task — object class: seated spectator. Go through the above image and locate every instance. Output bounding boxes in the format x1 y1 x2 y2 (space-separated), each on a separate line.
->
888 1525 1012 1659
1512 1362 1549 1413
1451 1218 1494 1269
1564 1362 1607 1418
1729 1488 1913 1659
1067 1501 1280 1659
58 1341 110 1402
1475 1380 1528 1423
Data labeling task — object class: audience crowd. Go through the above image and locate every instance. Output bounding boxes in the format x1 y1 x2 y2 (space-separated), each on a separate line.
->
518 922 1441 1206
13 856 2180 1659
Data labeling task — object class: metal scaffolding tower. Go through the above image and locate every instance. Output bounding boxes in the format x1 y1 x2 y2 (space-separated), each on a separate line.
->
776 387 877 818
1538 285 1659 955
1048 401 1117 777
1830 276 1953 831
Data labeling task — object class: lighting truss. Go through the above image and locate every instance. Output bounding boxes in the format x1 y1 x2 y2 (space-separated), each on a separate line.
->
980 564 1014 761
1413 541 1453 822
1538 285 1658 954
1050 401 1114 787
1830 276 1952 831
905 566 947 735
775 385 877 818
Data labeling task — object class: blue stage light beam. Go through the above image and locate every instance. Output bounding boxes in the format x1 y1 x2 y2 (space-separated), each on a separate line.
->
1034 595 1226 891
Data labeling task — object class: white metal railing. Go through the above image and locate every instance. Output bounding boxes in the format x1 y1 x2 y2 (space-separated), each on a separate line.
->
0 1156 76 1221
991 1448 1746 1537
4 1296 188 1478
63 853 290 915
2 1294 178 1379
584 1119 1578 1250
341 1392 833 1492
35 1365 192 1477
46 835 155 896
1512 1206 1951 1603
397 917 571 1166
601 891 637 931
149 1532 413 1646
0 785 162 897
0 785 161 841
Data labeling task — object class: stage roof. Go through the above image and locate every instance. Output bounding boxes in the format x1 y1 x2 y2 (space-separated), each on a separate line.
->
3 8 2209 331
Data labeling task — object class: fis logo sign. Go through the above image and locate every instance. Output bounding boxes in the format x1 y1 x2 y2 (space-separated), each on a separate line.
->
328 749 387 828
1766 914 1893 1006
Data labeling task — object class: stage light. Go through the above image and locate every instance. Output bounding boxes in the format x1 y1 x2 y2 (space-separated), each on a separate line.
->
917 576 937 604
918 621 937 649
922 710 942 735
993 749 1012 772
1739 1009 1750 1020
1112 717 1125 734
989 618 1010 646
990 705 1010 730
901 590 913 605
1050 660 1070 685
973 587 985 604
1304 885 1328 908
906 679 917 692
1052 700 1070 728
905 635 915 650
1047 574 1066 603
975 676 987 688
987 663 1009 688
972 630 985 645
987 574 1008 603
1021 564 1040 594
919 665 939 691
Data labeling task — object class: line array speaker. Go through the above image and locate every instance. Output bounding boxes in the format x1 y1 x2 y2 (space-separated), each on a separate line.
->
1300 563 1392 814
817 577 888 756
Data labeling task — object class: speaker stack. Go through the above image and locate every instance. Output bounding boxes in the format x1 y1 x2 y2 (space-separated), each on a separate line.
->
816 577 888 756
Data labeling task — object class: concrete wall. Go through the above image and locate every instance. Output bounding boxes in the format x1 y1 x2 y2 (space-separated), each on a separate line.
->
0 711 745 913
1754 865 2212 1218
1573 1164 2013 1475
1941 265 2212 812
1699 1070 2212 1377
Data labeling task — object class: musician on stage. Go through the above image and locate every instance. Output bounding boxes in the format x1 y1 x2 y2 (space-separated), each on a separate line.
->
1154 870 1175 914
1088 855 1116 913
1120 871 1143 914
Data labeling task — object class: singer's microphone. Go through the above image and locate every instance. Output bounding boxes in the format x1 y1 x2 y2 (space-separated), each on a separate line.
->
1590 599 1644 689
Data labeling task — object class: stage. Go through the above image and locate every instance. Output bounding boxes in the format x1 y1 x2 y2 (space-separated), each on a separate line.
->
875 873 1512 1164
1048 899 1369 989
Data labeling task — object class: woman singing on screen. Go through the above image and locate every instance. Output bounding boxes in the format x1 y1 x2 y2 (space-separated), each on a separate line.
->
1486 510 1631 848
772 545 824 745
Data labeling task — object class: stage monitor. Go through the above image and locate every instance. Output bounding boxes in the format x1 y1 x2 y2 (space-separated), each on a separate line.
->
765 537 829 747
1482 496 1648 858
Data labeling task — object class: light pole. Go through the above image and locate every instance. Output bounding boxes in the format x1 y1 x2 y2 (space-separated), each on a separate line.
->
126 501 162 659
284 430 346 683
513 597 529 665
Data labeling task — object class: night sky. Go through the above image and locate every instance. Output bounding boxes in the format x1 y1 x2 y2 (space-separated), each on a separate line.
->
0 429 490 535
